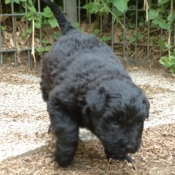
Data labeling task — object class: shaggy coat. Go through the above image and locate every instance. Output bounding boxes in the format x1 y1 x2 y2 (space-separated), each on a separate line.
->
41 0 150 167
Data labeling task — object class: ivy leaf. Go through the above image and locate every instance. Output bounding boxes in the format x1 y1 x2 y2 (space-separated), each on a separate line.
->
130 37 136 43
14 0 20 4
152 17 167 30
36 47 45 54
48 18 57 28
167 13 175 22
27 28 32 34
159 19 167 29
44 46 52 52
148 9 159 19
35 22 41 29
158 0 170 4
165 43 172 49
1 25 7 31
112 0 129 13
28 5 36 13
26 12 33 21
112 6 123 17
43 7 53 18
42 39 50 44
5 0 11 4
28 0 33 6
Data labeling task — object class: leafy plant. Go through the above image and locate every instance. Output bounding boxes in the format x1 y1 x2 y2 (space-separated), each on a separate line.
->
73 22 82 32
84 0 129 28
5 0 27 4
151 0 175 73
159 55 175 73
129 30 144 43
100 35 111 42
84 0 128 15
42 6 57 28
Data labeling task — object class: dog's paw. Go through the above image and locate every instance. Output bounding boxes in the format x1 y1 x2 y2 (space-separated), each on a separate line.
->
112 154 132 163
106 152 132 163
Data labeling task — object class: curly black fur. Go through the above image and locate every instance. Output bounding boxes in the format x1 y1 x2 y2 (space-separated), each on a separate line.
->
41 0 150 167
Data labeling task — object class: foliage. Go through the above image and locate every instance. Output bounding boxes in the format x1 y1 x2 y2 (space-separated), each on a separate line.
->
159 55 175 73
148 1 175 30
84 0 128 27
2 0 175 71
1 25 7 31
150 0 175 73
129 30 144 43
5 0 27 4
4 0 58 56
84 0 128 15
84 0 175 73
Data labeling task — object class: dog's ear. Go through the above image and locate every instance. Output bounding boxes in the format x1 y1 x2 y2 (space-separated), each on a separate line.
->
84 87 109 115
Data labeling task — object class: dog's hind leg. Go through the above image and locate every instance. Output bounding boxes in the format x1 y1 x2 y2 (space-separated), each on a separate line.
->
47 92 79 167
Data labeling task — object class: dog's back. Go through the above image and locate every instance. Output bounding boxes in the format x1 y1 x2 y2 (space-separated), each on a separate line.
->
41 0 131 102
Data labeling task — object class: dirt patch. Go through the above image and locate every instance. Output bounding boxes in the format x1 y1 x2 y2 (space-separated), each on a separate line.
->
0 124 175 175
0 67 175 174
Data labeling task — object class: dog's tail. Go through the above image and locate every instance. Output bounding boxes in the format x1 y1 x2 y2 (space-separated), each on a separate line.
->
43 0 76 35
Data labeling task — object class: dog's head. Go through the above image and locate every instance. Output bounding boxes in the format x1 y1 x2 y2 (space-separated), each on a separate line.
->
84 79 149 157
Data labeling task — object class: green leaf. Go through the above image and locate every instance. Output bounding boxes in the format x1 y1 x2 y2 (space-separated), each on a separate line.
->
152 18 167 30
54 32 60 40
5 0 11 4
28 0 33 6
84 2 99 14
158 39 165 50
112 6 123 17
42 39 50 44
158 0 170 4
112 0 129 13
148 9 159 20
48 18 57 28
165 43 172 49
27 28 32 34
100 36 111 42
167 14 175 22
36 47 44 54
26 12 33 21
20 0 27 2
1 25 6 31
44 46 52 52
28 5 36 13
43 7 53 18
35 22 41 29
22 31 27 37
130 37 136 43
93 29 100 35
14 0 20 4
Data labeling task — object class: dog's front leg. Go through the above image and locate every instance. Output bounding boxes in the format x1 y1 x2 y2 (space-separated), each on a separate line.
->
47 98 79 167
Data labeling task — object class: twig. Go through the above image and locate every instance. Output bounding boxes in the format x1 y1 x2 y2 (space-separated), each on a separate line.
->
31 18 36 63
144 0 149 22
168 0 174 56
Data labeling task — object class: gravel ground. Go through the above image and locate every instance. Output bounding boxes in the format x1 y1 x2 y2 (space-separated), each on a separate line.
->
0 67 175 174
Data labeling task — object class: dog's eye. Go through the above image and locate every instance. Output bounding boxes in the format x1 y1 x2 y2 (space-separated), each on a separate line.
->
111 121 119 128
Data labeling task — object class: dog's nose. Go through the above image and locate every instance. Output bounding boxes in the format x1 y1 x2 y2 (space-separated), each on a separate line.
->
125 144 136 153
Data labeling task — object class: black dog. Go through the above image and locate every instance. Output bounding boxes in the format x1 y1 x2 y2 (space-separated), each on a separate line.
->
41 0 150 167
